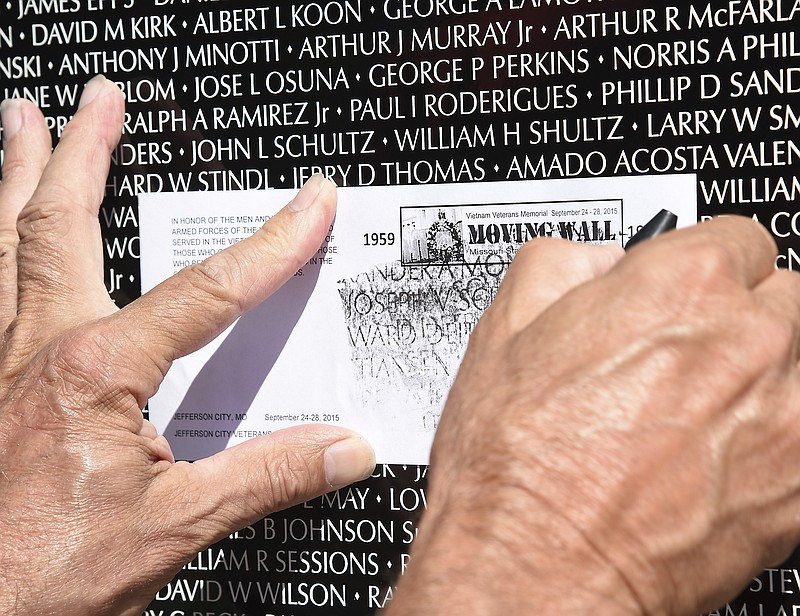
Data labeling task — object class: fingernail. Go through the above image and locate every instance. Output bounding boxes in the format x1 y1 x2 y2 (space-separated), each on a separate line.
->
78 75 108 110
0 99 23 144
288 174 328 213
324 437 376 488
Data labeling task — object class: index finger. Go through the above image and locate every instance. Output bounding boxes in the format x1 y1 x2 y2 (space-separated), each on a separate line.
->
114 175 336 391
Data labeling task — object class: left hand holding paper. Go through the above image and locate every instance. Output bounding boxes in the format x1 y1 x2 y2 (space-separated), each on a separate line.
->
0 76 375 616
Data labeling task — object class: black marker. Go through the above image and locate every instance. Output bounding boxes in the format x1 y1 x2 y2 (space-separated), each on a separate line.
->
625 209 678 251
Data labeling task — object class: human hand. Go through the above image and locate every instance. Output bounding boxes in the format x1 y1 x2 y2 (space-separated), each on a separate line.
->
387 220 800 615
0 76 375 615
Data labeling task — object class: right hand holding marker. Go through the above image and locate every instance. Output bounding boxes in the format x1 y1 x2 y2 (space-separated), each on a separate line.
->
388 220 800 615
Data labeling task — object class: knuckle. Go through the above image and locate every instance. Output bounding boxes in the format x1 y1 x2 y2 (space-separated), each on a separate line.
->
771 269 800 296
514 237 568 266
673 242 739 289
17 197 70 243
254 222 302 272
467 304 506 353
468 311 493 342
183 258 245 316
733 270 800 367
0 156 34 188
0 236 18 265
48 327 116 401
514 238 618 286
747 307 795 366
263 446 315 506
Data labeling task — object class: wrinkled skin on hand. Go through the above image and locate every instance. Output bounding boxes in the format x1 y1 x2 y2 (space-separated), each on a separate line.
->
387 220 800 615
0 77 375 615
3 76 797 616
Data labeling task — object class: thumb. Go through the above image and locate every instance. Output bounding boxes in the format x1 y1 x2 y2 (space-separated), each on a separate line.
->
155 426 375 548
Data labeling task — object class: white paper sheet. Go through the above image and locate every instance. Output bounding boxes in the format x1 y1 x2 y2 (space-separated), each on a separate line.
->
140 175 697 464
